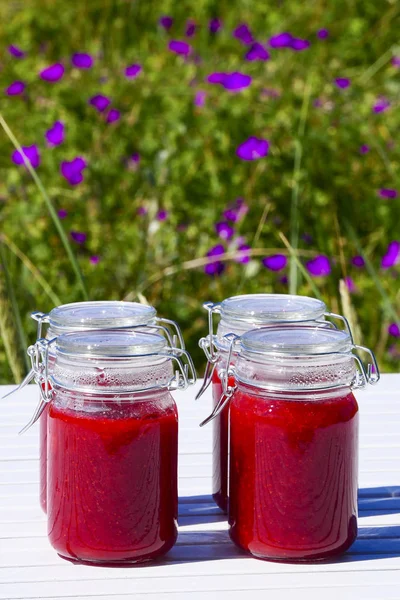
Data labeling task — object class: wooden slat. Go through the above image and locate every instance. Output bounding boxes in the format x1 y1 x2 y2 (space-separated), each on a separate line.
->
0 377 399 599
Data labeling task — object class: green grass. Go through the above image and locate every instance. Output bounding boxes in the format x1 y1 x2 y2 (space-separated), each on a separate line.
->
0 0 399 381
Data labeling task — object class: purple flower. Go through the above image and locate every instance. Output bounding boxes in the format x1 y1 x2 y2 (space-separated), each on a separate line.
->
125 64 142 79
223 72 252 91
302 232 313 244
90 255 100 265
60 157 87 186
388 323 400 338
159 16 173 30
223 198 248 222
89 94 111 112
262 88 281 98
205 244 225 276
8 45 25 58
392 57 400 67
235 243 251 264
106 108 121 123
351 255 365 268
378 188 398 199
130 152 140 164
233 23 253 45
236 137 269 161
11 145 40 169
215 221 234 240
70 231 87 244
45 121 65 147
185 20 196 37
207 71 252 91
40 63 65 82
381 241 400 269
194 90 206 107
209 18 222 33
168 40 191 56
359 144 370 154
290 38 310 51
269 32 293 48
157 209 168 221
137 206 147 216
207 72 227 84
5 81 25 96
306 255 331 276
317 29 329 39
335 77 351 89
373 97 390 113
71 53 93 69
58 209 68 219
344 276 356 293
262 254 287 271
245 42 270 61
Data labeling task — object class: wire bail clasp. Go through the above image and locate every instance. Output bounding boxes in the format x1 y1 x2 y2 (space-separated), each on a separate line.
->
165 346 197 391
324 312 354 343
353 344 380 386
19 338 56 435
199 334 239 427
195 302 222 400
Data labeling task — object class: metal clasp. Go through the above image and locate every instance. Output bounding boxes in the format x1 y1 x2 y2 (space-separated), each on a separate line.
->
352 344 380 385
195 302 222 400
156 317 185 349
199 334 240 427
324 312 354 343
19 338 56 434
31 311 50 340
164 347 197 391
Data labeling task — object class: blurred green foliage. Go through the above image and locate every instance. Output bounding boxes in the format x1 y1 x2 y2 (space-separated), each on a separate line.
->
0 0 399 382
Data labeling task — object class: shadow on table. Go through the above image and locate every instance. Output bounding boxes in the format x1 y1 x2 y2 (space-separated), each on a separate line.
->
359 486 400 517
178 494 226 526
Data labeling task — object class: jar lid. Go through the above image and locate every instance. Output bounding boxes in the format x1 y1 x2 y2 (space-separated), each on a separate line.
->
48 301 157 334
220 294 326 324
241 325 352 356
56 329 167 358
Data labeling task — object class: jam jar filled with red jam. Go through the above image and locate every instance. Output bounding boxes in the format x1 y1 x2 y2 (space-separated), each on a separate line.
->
197 294 353 512
215 325 379 562
28 301 185 514
28 328 195 564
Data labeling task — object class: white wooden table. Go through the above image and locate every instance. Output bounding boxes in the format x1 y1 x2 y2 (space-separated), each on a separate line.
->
1 377 400 600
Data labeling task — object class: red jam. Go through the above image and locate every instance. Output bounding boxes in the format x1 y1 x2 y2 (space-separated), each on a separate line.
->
39 406 48 513
211 369 234 513
229 384 358 561
47 394 178 564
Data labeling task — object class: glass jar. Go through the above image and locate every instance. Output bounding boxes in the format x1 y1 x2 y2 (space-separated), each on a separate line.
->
197 294 353 512
29 328 195 564
26 301 185 513
207 325 379 562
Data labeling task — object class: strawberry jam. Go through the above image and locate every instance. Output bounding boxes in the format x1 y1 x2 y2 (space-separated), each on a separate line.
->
229 384 359 561
47 392 178 564
212 369 234 513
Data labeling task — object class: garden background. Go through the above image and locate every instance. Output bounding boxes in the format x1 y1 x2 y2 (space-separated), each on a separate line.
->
0 0 399 382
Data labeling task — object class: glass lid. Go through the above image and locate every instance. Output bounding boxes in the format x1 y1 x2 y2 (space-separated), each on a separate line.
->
48 301 157 333
56 329 167 358
220 294 326 323
241 325 352 355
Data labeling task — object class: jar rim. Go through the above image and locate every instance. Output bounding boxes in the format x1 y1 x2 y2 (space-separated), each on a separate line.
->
241 325 352 356
220 294 326 324
56 329 167 359
48 301 157 334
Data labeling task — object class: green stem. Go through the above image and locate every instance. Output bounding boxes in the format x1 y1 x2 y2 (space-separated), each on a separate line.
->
289 74 313 295
0 243 30 372
0 114 88 301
